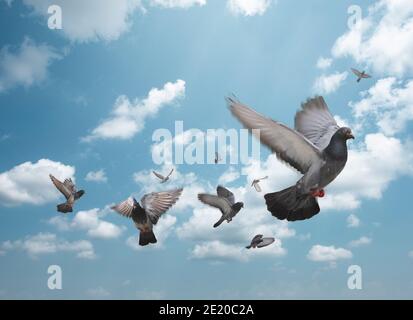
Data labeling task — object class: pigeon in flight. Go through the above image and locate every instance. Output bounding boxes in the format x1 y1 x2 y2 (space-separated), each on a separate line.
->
246 234 275 249
351 68 371 82
228 96 354 221
49 174 85 213
152 168 174 183
111 188 183 246
251 176 268 192
214 152 221 164
198 186 244 228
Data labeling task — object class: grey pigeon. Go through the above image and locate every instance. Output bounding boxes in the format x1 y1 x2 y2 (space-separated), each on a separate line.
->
351 68 371 82
246 234 275 249
228 96 354 221
49 174 85 213
251 176 268 192
153 168 174 183
111 188 182 246
198 186 244 228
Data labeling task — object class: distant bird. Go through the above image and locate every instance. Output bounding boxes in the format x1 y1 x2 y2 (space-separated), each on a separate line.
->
214 152 221 164
246 234 275 249
111 188 183 246
228 96 354 221
198 186 244 228
152 169 174 183
251 176 268 192
351 68 371 82
49 174 85 213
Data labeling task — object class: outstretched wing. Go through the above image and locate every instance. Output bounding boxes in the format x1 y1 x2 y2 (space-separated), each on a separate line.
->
153 171 165 180
294 96 340 150
252 234 263 242
141 188 183 224
63 178 76 192
228 97 322 174
351 68 362 77
361 73 372 78
216 185 235 205
257 237 275 248
111 197 140 218
166 169 174 179
49 174 71 200
253 182 262 192
198 194 232 216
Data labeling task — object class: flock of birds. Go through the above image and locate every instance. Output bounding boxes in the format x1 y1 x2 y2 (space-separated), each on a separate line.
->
48 68 369 247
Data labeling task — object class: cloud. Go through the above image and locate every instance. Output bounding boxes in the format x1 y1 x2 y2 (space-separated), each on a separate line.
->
0 159 75 207
307 245 352 262
347 214 360 228
332 0 413 77
349 236 372 247
21 0 143 43
218 166 240 185
1 232 95 259
316 57 332 69
83 79 185 141
149 0 206 9
49 208 125 239
85 169 108 183
0 37 61 93
227 0 273 16
312 72 348 95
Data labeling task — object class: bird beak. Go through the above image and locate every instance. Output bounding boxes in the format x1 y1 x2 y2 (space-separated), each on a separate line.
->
347 132 355 139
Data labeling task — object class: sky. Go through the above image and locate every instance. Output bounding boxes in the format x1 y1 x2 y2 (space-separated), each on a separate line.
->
0 0 413 299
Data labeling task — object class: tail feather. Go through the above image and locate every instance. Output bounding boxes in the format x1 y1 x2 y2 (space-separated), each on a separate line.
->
139 231 157 246
213 216 226 228
57 202 72 213
264 186 320 221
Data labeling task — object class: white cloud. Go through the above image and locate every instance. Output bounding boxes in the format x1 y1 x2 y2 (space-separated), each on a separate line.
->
22 0 143 43
83 79 185 141
86 287 110 298
332 0 413 77
307 245 352 262
349 236 372 247
312 71 348 95
1 232 95 259
218 166 240 185
0 159 75 206
85 169 108 183
49 208 125 239
0 37 61 93
149 0 206 9
316 57 332 69
347 214 360 228
227 0 273 16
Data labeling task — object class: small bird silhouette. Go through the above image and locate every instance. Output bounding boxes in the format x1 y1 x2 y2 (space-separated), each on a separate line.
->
351 68 371 82
251 176 268 192
49 174 85 213
111 188 182 246
245 234 275 249
214 152 221 164
198 186 244 228
152 169 174 183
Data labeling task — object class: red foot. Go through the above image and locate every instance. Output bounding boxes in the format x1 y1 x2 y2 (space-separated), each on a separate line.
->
311 189 325 198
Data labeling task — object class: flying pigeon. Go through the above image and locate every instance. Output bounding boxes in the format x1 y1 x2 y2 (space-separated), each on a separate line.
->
351 68 371 82
111 188 183 246
228 96 354 221
214 152 221 164
49 174 85 213
198 186 244 228
251 176 268 192
152 168 174 183
246 234 275 249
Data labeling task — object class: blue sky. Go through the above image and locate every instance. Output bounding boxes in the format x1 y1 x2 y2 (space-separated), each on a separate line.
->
1 0 413 299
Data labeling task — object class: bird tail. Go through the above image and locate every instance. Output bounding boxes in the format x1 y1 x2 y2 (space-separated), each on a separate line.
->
245 245 252 249
139 231 157 246
213 216 226 228
357 78 361 82
74 190 85 200
57 202 73 213
264 186 320 221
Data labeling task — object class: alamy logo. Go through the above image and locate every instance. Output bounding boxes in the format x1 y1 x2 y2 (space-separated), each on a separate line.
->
347 265 362 290
47 265 62 290
48 5 62 30
347 5 362 30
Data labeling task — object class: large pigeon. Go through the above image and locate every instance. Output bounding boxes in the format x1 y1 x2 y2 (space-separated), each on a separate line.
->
111 188 182 246
228 96 354 221
49 174 85 213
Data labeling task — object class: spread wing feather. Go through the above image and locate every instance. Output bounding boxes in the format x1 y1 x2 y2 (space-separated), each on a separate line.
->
198 194 233 216
111 197 139 218
49 174 72 200
216 186 235 205
141 188 183 224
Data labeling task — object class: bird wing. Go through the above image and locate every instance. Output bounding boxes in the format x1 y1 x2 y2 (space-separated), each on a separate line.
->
63 178 76 192
351 68 362 77
216 185 235 205
253 182 262 192
166 168 174 179
294 96 340 151
111 197 139 218
259 176 268 181
228 97 322 174
141 188 183 225
252 234 264 242
361 73 372 78
198 194 233 216
257 237 275 248
152 171 165 180
49 174 71 200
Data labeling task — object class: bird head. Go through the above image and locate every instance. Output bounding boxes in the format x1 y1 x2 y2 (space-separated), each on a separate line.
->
338 127 355 140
